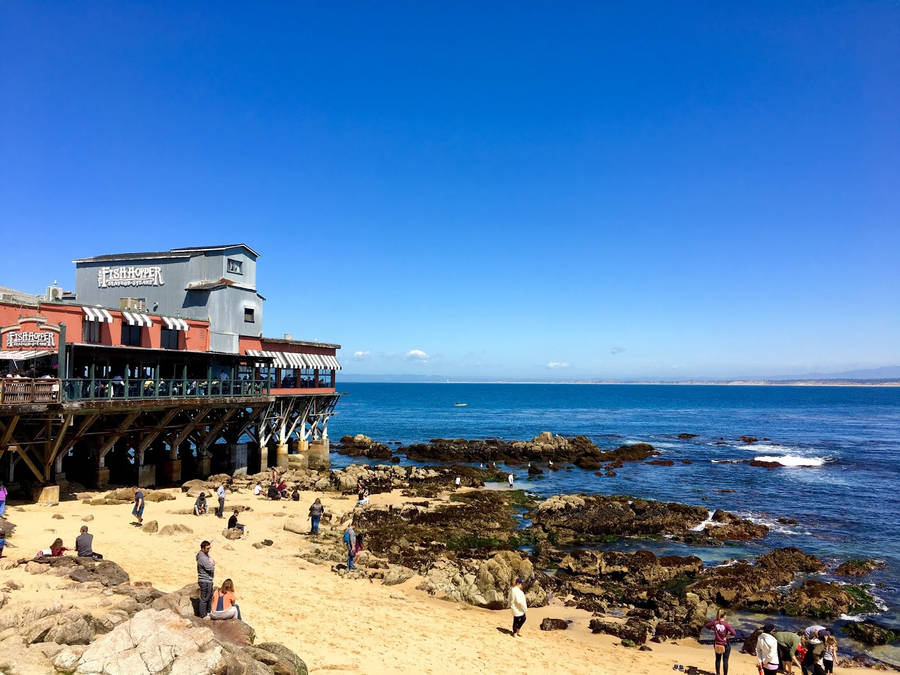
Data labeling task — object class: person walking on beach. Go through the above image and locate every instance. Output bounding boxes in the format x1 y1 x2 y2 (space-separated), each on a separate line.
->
774 630 804 675
509 577 527 637
756 623 780 673
703 609 736 675
131 487 144 526
308 498 324 534
344 523 357 570
507 473 514 488
216 482 226 518
0 482 7 518
455 476 461 489
197 540 215 618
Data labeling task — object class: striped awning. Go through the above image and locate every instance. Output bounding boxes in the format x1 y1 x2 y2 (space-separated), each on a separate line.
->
122 311 153 327
82 306 113 323
245 350 342 370
0 349 55 361
162 317 189 331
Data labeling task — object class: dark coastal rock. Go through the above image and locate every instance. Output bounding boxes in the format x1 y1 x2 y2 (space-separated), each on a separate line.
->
686 560 786 611
589 617 654 645
756 547 825 573
27 556 130 587
530 494 763 542
336 434 393 459
740 436 758 444
705 510 769 541
842 620 898 645
645 459 675 466
558 550 703 587
540 618 570 631
677 433 697 439
777 517 798 525
834 559 887 577
750 460 781 468
782 580 863 619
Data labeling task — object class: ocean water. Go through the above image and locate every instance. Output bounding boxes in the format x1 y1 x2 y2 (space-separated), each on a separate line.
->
329 383 900 655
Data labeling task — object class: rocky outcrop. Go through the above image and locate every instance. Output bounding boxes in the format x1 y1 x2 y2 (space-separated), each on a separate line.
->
705 510 769 541
25 556 130 587
834 559 887 577
843 620 898 646
559 549 703 587
589 617 654 645
782 580 860 618
540 618 569 631
0 560 309 674
336 434 393 459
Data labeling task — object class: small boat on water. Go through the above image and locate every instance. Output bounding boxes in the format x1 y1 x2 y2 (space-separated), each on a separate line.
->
454 402 468 407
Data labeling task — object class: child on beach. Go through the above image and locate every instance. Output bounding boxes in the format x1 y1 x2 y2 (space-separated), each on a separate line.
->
132 486 144 525
703 609 736 675
822 633 837 674
509 577 527 637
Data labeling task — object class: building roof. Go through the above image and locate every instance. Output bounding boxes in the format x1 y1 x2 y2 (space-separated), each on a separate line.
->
73 244 260 264
260 336 341 350
0 286 42 305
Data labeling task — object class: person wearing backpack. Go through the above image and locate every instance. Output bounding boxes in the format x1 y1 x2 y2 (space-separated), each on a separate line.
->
703 609 736 675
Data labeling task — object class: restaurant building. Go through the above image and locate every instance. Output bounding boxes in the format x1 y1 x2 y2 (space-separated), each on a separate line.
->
0 244 341 491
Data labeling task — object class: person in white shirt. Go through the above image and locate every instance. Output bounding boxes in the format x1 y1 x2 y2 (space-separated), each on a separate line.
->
756 623 780 672
253 482 262 496
509 577 528 637
216 483 226 518
455 476 461 489
507 473 514 488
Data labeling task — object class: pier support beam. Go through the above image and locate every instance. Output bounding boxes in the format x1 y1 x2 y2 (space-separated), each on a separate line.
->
195 454 211 479
93 466 110 489
308 439 330 471
275 443 289 469
137 464 155 487
161 459 182 484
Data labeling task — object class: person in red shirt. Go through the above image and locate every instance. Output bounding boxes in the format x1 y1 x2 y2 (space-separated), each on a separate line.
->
703 609 737 675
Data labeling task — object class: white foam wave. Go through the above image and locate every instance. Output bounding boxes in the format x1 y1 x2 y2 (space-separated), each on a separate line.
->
691 510 722 532
754 455 828 467
740 513 812 536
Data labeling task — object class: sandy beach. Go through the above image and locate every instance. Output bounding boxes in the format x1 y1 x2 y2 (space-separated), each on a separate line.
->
1 485 860 675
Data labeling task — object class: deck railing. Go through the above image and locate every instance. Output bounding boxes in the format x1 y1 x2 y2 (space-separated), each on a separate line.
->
0 378 62 404
61 378 271 402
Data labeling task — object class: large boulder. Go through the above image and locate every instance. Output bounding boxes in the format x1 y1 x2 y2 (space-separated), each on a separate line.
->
559 550 702 587
842 620 898 646
834 559 887 577
589 617 654 645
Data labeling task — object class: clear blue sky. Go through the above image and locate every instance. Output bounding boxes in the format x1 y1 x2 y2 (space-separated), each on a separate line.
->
2 2 898 379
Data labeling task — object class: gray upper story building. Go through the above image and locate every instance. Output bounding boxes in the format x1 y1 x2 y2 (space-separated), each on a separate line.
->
74 244 264 353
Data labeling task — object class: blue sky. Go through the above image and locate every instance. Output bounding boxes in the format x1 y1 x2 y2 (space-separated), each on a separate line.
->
2 2 898 379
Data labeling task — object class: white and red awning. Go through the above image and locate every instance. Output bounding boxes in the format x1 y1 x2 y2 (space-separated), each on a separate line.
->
246 350 341 370
161 317 189 331
82 306 113 323
121 311 153 327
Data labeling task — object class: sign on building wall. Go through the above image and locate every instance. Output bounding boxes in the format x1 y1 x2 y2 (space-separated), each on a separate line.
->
97 266 165 288
5 331 56 348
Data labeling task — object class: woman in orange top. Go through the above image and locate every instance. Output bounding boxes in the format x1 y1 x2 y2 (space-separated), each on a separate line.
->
210 578 242 620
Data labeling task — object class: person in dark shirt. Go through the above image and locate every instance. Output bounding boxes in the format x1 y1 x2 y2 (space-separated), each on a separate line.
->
132 487 144 525
227 510 244 534
75 525 103 559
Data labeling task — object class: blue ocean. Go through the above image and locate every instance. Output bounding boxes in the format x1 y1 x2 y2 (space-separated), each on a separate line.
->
329 383 900 657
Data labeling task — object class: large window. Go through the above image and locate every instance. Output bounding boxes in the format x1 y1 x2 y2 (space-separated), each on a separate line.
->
82 321 101 343
227 258 243 274
121 324 142 346
161 327 179 350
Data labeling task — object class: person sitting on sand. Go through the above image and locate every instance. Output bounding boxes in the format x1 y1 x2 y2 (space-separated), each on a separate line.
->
253 482 262 496
291 487 300 501
38 537 70 558
267 483 279 500
277 480 288 499
75 525 103 560
210 578 242 620
193 492 208 516
132 486 144 525
227 509 244 534
703 609 736 675
509 577 527 637
357 486 369 507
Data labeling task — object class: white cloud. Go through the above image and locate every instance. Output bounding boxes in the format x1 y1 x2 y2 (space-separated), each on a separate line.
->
352 350 371 360
610 346 626 355
546 361 570 369
405 349 430 361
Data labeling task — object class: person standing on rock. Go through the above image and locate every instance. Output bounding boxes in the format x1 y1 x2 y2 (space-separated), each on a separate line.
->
703 609 736 675
507 473 514 488
509 577 527 637
216 482 226 518
343 523 357 570
455 476 461 489
131 486 144 526
756 623 780 673
197 540 215 618
308 498 324 535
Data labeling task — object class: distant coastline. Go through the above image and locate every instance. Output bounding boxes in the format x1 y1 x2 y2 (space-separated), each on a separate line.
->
341 379 900 386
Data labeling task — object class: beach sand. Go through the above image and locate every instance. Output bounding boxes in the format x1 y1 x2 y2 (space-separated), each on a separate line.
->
3 486 855 674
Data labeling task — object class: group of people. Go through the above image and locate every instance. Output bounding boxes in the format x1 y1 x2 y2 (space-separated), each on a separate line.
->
704 611 838 675
35 526 103 560
195 540 241 620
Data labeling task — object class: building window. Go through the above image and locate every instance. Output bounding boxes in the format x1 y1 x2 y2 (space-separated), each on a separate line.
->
244 308 255 323
161 328 179 350
82 321 101 343
227 259 243 275
121 324 142 346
